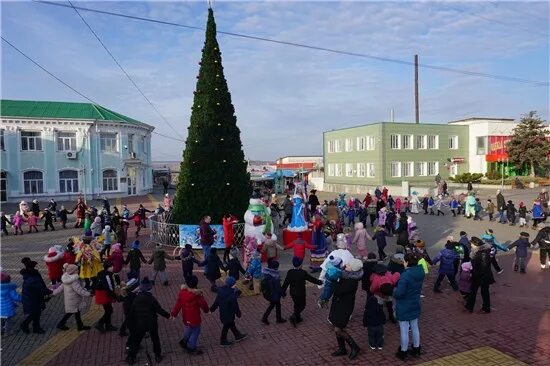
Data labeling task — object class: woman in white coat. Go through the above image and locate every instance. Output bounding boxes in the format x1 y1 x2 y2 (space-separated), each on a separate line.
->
56 263 92 331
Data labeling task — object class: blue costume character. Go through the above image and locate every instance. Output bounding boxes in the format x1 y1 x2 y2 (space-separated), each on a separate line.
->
288 194 307 232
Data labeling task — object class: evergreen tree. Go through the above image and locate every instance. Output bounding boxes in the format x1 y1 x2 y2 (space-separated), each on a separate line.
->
172 7 250 224
507 111 550 177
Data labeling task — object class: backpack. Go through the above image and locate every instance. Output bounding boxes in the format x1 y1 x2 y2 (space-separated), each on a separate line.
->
260 277 272 301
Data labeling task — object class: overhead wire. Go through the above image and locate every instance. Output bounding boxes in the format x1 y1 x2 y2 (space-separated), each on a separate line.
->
32 0 549 87
1 35 185 144
66 0 184 140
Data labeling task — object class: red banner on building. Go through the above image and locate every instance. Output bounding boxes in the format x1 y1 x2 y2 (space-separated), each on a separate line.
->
486 135 511 162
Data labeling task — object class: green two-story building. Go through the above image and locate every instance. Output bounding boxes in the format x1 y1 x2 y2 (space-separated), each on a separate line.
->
323 122 469 191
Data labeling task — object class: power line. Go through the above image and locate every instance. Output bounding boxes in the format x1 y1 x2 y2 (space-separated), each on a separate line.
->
1 35 185 144
33 0 549 86
66 0 184 140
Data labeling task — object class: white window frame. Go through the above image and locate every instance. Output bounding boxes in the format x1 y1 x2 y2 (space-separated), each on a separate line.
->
102 169 119 192
356 137 366 151
59 170 79 193
366 163 375 178
357 163 366 177
141 136 147 155
402 134 413 150
390 134 401 149
366 136 375 151
21 131 42 151
327 163 335 177
23 170 44 194
390 162 401 177
335 140 343 153
476 136 487 155
416 135 426 149
428 161 439 176
450 163 458 176
335 164 343 177
100 133 118 153
428 135 439 149
448 135 458 150
56 132 77 151
345 138 353 152
0 129 5 151
345 163 353 177
328 140 335 153
416 162 427 176
403 161 414 177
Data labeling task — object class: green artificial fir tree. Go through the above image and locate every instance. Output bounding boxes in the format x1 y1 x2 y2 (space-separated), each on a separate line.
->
172 7 250 224
507 111 550 177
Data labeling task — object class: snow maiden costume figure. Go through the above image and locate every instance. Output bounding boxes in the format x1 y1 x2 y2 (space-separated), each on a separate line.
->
410 192 421 214
243 191 274 264
283 185 313 260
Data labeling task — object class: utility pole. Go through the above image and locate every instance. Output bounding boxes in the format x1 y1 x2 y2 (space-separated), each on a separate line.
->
415 54 419 124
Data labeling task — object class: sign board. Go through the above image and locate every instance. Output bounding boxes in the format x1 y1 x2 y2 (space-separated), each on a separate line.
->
488 136 512 155
179 224 225 249
451 157 465 163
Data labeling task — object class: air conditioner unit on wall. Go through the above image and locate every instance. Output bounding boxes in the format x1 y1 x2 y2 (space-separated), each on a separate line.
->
66 151 77 159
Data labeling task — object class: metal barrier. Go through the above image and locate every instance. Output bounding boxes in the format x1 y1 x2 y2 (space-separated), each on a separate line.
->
149 213 245 251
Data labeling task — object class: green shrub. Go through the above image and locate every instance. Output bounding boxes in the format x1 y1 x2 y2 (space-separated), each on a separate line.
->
485 171 502 180
450 173 484 183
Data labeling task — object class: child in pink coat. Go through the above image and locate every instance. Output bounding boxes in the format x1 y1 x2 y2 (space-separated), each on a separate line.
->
12 212 24 235
27 212 38 233
395 197 402 213
352 222 371 258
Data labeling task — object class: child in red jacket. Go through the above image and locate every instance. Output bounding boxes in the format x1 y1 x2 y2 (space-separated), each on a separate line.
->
64 240 77 265
44 246 65 285
284 232 315 260
171 275 209 355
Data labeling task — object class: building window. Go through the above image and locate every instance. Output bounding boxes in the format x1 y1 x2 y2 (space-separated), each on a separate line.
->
102 169 118 191
390 134 401 149
345 138 353 152
57 132 77 151
0 171 6 202
23 170 44 194
428 135 439 149
403 162 414 177
390 162 401 177
428 161 439 176
357 163 366 177
141 136 147 154
59 170 79 193
357 137 366 151
402 135 413 150
416 135 426 149
328 140 335 153
476 136 487 155
367 163 375 178
21 131 42 151
100 133 118 153
450 163 458 176
327 164 335 176
448 135 458 149
335 164 343 177
128 134 134 153
345 163 353 177
416 162 427 176
335 140 343 152
0 130 4 151
366 136 375 150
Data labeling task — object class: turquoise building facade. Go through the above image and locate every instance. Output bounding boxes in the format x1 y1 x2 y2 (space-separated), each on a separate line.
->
0 100 154 203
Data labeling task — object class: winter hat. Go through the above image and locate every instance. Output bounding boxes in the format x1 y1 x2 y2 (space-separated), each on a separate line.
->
225 276 237 287
131 240 140 249
486 229 494 235
460 231 467 236
229 247 240 259
48 247 57 255
94 216 101 223
156 243 163 249
380 283 394 297
336 233 347 249
82 230 93 242
395 246 405 254
1 271 11 283
103 260 113 270
292 256 303 268
470 237 484 247
520 232 530 238
461 262 472 271
112 243 122 252
367 252 377 260
415 240 425 248
104 225 111 232
186 275 199 289
139 277 153 292
268 260 280 270
21 257 37 269
374 263 387 274
445 241 455 250
184 244 192 250
64 263 78 275
347 258 363 272
519 201 525 207
354 222 364 230
329 255 343 267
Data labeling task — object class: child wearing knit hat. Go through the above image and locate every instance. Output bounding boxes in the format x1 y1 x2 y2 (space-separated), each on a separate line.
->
261 261 286 325
0 270 22 335
317 255 343 308
508 232 531 274
56 263 92 331
210 276 248 346
281 257 323 326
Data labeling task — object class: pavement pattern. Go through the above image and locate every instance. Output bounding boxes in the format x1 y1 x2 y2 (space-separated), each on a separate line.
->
1 187 549 365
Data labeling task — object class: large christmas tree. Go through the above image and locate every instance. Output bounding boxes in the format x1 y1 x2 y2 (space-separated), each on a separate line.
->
172 7 250 224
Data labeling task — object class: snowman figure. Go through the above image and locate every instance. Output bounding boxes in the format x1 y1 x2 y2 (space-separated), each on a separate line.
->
244 190 273 245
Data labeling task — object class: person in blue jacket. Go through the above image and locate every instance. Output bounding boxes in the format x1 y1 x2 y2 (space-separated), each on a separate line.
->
432 241 459 292
393 253 425 361
1 271 22 335
480 229 509 274
261 260 286 325
209 276 248 346
20 257 53 334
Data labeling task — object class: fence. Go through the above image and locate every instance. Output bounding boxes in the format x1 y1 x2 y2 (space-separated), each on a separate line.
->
149 214 245 256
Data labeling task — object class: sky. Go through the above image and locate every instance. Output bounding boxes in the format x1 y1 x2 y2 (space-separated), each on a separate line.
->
1 0 549 161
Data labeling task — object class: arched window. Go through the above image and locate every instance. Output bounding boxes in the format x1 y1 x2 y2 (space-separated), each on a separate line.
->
23 171 43 194
59 170 79 193
102 169 118 192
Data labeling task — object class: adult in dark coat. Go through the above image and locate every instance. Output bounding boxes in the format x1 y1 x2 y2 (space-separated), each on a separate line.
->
361 253 378 296
31 200 40 217
94 261 117 333
202 248 227 292
531 226 550 269
396 215 409 248
281 257 323 326
199 215 216 275
496 190 506 223
465 237 495 314
329 258 363 360
126 277 171 364
308 190 320 215
210 277 247 346
20 257 52 334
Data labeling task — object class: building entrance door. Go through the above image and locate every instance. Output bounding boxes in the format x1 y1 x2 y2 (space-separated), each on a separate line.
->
127 168 137 195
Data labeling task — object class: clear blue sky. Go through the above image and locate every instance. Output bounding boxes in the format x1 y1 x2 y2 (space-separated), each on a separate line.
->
2 1 548 160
